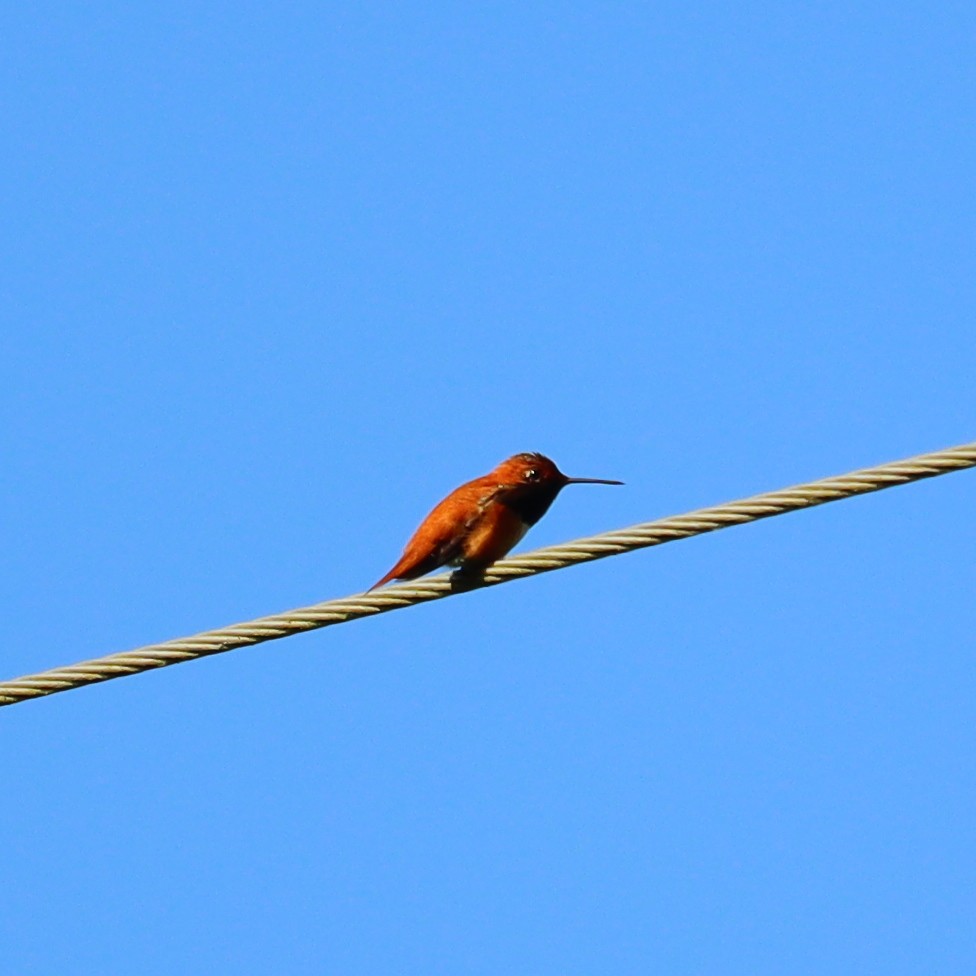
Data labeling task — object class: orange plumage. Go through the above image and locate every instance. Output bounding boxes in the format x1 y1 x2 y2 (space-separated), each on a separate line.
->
370 453 622 589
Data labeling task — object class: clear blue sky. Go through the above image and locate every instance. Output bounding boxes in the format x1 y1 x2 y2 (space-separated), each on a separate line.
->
3 3 974 973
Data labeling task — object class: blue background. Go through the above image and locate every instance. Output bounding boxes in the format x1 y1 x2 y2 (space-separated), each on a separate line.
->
3 3 974 973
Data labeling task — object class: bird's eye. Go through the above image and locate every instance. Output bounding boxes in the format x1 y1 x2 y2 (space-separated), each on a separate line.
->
523 468 539 481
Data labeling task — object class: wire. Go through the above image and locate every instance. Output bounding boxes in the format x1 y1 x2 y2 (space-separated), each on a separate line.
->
2 440 974 708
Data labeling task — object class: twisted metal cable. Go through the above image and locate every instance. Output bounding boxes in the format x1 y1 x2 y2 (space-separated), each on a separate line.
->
2 440 974 708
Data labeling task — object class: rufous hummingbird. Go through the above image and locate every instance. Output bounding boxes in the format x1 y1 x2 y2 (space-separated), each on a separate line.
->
370 452 623 590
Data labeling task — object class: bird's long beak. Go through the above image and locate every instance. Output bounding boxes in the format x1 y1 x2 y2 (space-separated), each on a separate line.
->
565 477 624 485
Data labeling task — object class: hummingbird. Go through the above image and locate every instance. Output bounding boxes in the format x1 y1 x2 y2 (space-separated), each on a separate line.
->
370 452 623 590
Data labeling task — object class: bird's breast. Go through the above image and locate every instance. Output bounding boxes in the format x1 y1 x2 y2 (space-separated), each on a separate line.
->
457 501 530 568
